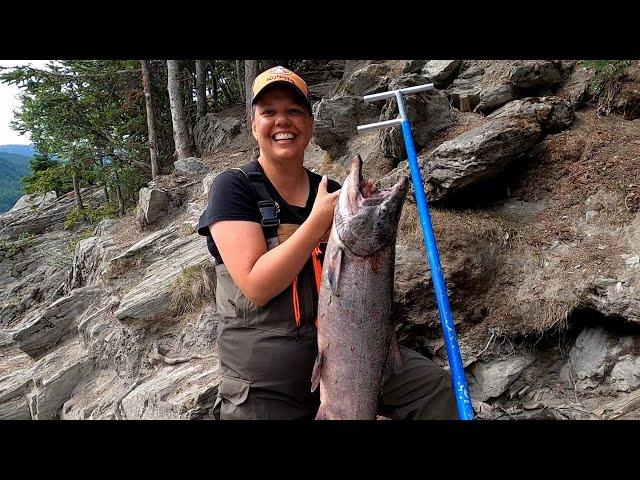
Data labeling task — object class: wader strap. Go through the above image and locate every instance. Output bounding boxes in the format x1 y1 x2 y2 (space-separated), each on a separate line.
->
231 167 280 234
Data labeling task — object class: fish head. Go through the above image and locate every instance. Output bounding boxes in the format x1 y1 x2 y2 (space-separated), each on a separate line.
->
334 155 409 257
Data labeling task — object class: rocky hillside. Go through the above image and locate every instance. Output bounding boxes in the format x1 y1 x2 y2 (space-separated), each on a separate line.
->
1 60 639 420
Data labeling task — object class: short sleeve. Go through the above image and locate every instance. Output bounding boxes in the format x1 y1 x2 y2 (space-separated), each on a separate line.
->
197 170 261 238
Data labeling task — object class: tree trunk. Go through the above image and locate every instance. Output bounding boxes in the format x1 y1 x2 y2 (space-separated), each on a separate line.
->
140 60 161 178
113 168 125 216
244 60 258 129
99 157 110 201
213 70 218 106
236 60 245 103
196 60 208 118
167 60 195 160
72 171 84 210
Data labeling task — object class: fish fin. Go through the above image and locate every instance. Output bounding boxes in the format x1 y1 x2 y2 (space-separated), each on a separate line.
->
327 246 343 296
381 332 404 385
310 351 324 392
315 404 327 420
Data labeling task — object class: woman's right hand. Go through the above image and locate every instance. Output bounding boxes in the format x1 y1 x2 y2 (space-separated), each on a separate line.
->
309 175 340 236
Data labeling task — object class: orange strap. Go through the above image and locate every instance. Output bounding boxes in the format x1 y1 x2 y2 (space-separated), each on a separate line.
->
291 244 324 329
311 245 323 328
292 275 301 327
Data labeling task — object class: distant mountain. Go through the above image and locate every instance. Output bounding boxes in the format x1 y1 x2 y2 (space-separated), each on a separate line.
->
0 144 36 157
0 151 33 213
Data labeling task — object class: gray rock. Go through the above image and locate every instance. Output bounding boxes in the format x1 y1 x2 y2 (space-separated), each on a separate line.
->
94 219 118 237
136 187 168 226
564 326 617 389
9 191 57 213
0 347 33 419
343 63 391 97
626 256 639 269
202 171 222 198
193 113 244 157
509 61 563 89
68 233 118 290
313 96 380 158
0 187 103 239
468 354 534 401
119 361 219 419
403 60 428 74
421 60 461 88
28 341 92 419
586 277 640 325
586 210 599 223
113 234 210 321
173 157 209 175
11 284 103 359
447 76 483 111
488 96 574 133
610 354 640 392
426 116 542 201
556 63 597 108
474 84 515 114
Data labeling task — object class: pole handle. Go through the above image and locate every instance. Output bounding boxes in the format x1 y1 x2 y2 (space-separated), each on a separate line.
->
363 83 435 103
356 118 403 132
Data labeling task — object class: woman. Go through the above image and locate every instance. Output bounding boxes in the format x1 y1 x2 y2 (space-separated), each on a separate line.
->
198 65 457 420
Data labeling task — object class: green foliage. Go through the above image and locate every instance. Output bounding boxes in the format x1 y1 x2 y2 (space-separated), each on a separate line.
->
0 152 32 212
64 203 119 230
0 60 152 214
583 60 632 95
23 159 73 198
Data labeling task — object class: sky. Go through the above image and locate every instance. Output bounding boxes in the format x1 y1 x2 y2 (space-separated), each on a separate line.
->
0 60 50 146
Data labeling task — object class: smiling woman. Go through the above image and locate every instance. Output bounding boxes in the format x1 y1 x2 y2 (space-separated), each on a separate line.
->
197 65 342 419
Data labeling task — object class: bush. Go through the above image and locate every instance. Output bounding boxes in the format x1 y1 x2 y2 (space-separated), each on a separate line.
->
64 203 119 230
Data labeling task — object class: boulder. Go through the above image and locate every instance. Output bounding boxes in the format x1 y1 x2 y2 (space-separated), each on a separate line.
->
136 187 168 226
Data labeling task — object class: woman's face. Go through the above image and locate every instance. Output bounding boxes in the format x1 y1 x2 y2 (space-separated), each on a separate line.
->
252 86 314 164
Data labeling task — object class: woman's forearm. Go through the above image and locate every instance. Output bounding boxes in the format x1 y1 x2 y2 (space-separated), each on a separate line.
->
245 216 326 306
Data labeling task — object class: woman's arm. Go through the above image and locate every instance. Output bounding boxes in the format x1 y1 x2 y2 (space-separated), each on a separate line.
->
211 176 339 306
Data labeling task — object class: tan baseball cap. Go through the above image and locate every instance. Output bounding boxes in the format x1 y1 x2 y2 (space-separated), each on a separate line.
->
252 66 312 113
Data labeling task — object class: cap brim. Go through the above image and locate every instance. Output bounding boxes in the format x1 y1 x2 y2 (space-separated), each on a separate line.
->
252 81 312 112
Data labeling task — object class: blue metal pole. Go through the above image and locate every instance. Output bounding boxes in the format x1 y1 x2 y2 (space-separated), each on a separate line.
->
400 119 474 420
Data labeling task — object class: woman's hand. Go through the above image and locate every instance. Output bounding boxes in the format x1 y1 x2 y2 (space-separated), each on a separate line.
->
308 175 340 236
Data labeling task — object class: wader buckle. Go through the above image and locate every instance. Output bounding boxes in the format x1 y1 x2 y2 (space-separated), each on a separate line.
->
258 200 280 227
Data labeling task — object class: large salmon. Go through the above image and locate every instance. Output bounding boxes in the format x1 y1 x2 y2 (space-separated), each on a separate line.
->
312 154 409 420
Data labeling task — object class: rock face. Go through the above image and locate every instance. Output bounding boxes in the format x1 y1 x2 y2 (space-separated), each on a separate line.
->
193 111 244 157
313 96 380 158
447 60 565 115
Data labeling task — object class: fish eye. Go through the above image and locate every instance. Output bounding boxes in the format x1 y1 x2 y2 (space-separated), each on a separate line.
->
380 205 387 215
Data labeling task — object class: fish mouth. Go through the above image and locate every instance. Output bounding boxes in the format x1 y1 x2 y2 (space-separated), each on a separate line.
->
347 155 409 215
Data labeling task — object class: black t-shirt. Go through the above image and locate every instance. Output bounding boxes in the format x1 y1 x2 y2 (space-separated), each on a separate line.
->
197 160 342 264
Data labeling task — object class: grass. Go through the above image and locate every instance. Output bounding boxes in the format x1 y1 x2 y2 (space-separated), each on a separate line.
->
582 60 633 116
170 265 214 316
